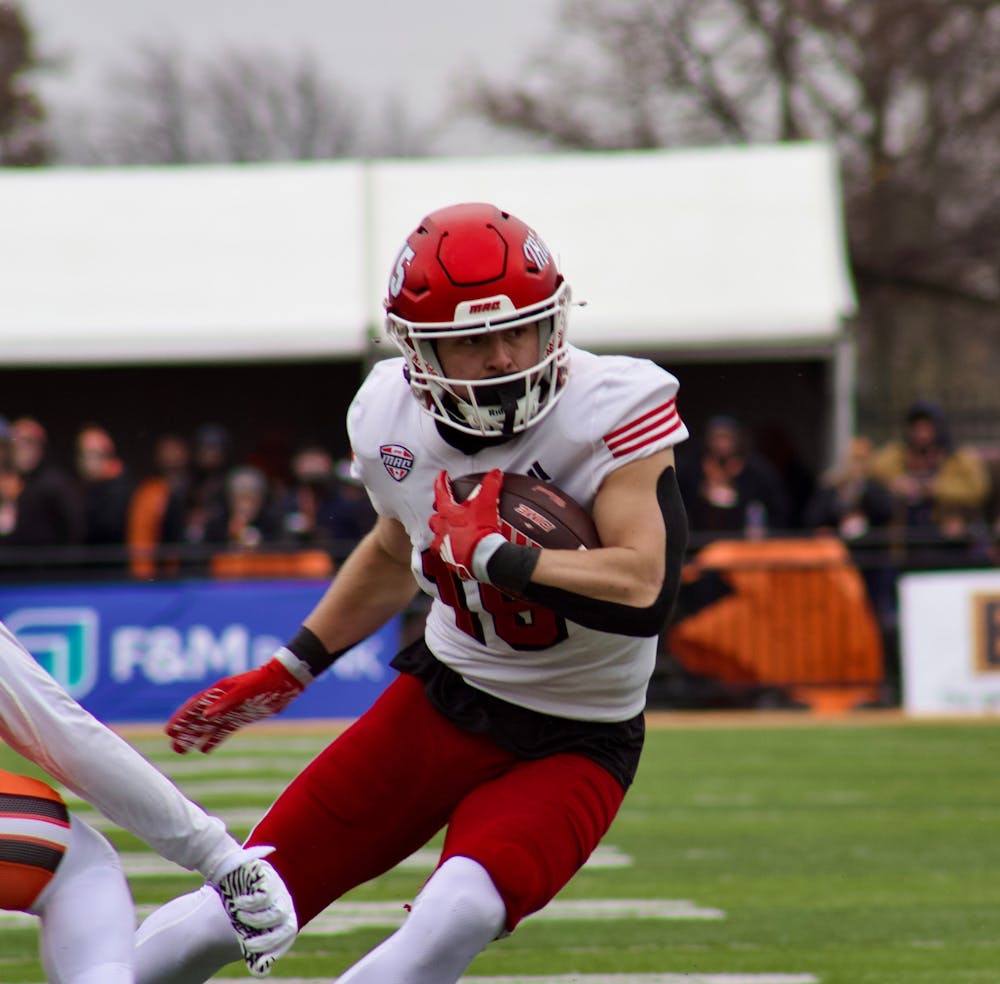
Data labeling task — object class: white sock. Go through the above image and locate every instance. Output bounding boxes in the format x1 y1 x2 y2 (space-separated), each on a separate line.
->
336 855 506 984
31 816 134 984
134 884 242 984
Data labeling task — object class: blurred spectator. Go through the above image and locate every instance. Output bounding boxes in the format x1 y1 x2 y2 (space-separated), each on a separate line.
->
5 417 83 548
126 433 192 579
246 426 294 497
676 415 790 537
803 437 894 542
204 465 281 548
868 400 992 547
0 417 19 538
184 423 233 545
276 445 377 556
75 424 134 553
756 423 816 529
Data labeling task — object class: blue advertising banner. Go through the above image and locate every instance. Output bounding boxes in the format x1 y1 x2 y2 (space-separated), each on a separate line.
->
0 581 400 724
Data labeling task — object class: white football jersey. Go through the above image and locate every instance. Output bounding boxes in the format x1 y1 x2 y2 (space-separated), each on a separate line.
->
348 346 689 722
0 620 240 877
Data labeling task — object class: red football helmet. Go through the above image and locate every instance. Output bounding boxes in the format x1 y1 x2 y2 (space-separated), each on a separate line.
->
384 202 571 437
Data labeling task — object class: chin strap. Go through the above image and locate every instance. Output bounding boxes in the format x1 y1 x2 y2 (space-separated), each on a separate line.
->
496 382 521 435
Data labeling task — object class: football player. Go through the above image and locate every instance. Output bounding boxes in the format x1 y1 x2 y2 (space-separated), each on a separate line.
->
0 619 296 981
135 202 689 984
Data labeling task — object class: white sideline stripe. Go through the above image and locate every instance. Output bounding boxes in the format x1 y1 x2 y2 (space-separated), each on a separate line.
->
114 843 633 877
293 898 723 935
0 897 721 934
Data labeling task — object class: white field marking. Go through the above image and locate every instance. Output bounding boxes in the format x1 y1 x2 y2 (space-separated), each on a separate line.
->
61 777 290 802
291 898 723 936
69 806 267 831
208 976 819 984
460 977 819 984
0 897 724 934
127 736 333 756
149 755 311 776
113 844 633 878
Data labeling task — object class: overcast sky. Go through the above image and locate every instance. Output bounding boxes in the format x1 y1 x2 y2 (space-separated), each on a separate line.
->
21 0 562 154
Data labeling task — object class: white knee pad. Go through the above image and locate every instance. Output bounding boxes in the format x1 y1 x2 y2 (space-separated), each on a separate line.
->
410 855 507 943
336 855 506 984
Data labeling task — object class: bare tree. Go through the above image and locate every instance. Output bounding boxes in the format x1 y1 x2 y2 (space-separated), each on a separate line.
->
462 0 1000 434
62 44 427 166
0 1 48 165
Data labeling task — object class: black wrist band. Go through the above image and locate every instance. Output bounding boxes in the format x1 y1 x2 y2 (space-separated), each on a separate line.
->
486 542 541 596
286 625 350 677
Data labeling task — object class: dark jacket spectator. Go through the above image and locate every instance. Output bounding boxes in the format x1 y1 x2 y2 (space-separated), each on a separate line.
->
276 446 377 557
184 423 233 545
676 415 790 536
75 424 134 547
204 465 282 548
6 417 84 547
803 437 894 541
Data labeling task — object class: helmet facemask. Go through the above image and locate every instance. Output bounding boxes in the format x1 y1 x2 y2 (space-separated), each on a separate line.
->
387 281 571 437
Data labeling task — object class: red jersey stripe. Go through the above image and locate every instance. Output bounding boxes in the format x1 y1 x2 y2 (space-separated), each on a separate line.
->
606 408 680 453
603 398 676 443
607 417 685 457
611 417 683 458
604 401 682 457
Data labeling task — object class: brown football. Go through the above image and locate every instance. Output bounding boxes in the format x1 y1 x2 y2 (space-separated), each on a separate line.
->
450 472 601 550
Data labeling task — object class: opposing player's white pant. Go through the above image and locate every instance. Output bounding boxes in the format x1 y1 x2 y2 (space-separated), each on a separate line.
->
134 855 506 984
134 885 242 984
30 816 134 984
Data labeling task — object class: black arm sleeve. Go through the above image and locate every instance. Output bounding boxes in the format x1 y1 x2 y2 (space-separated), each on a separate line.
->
493 465 689 638
285 625 355 677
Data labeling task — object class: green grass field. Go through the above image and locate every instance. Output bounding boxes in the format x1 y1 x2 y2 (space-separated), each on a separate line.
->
3 715 1000 983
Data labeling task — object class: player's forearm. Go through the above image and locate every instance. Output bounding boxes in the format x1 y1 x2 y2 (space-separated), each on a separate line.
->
529 545 665 607
303 524 418 654
0 627 239 874
487 466 688 638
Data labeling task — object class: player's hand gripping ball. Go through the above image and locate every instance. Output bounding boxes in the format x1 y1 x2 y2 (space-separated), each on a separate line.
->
429 468 601 581
450 472 600 550
429 468 504 579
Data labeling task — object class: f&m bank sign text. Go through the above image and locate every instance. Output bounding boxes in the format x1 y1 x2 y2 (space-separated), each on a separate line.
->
1 581 399 723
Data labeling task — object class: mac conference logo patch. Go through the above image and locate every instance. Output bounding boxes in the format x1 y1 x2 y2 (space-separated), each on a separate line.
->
380 443 414 482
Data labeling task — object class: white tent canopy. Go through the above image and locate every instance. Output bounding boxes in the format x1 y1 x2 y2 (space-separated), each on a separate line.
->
0 143 855 366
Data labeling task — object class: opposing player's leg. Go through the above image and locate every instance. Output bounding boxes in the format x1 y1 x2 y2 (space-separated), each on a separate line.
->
330 752 624 983
32 816 135 984
134 884 242 984
136 673 516 983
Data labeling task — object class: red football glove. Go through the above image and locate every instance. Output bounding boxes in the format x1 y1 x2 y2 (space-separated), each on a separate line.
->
166 657 305 754
429 468 504 580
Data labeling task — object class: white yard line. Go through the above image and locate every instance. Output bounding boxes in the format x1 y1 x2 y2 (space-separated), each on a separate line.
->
0 897 722 934
112 843 633 877
62 777 291 800
292 898 723 936
209 976 819 984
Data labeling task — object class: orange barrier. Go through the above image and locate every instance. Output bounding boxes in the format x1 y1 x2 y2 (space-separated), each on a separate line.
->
667 537 884 712
209 549 334 580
